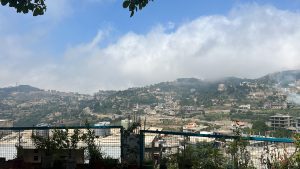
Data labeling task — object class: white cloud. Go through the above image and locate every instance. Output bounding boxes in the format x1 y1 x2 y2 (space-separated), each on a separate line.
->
1 4 300 93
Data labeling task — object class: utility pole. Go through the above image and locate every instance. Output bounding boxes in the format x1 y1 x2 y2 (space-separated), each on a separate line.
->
144 117 146 130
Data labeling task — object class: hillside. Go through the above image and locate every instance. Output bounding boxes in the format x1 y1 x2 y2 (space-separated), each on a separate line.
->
0 70 299 126
257 70 300 87
0 85 93 126
0 85 41 98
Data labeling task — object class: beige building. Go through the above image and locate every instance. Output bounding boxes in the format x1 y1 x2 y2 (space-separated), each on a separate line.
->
0 119 13 127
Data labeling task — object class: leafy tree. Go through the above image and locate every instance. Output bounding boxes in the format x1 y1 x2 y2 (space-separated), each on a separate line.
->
227 137 255 169
289 134 300 168
167 142 226 169
81 121 103 162
122 0 154 17
252 120 269 135
31 128 82 168
272 128 293 138
31 128 81 154
262 134 300 169
0 0 46 16
0 0 154 17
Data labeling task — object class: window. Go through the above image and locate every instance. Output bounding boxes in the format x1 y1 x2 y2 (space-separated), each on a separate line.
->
33 156 38 161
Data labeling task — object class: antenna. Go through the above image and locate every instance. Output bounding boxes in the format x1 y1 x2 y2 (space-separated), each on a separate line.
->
144 117 147 130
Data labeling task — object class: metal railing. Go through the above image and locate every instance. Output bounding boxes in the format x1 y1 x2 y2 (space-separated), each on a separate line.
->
0 126 123 164
0 126 297 168
140 130 295 169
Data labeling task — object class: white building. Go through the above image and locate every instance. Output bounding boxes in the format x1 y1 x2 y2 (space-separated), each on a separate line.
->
218 84 226 92
239 104 251 110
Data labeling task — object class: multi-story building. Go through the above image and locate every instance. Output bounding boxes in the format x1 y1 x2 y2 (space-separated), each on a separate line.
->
264 102 288 109
295 117 300 133
269 114 294 130
239 104 251 110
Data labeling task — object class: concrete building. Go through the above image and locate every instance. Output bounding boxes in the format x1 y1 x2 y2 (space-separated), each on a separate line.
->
181 106 205 115
34 123 50 138
239 104 251 110
264 102 288 109
269 114 294 130
296 117 300 133
94 121 111 137
0 119 13 136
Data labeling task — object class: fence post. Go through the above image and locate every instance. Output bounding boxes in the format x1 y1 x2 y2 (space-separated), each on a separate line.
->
120 126 124 163
139 130 145 168
18 129 21 147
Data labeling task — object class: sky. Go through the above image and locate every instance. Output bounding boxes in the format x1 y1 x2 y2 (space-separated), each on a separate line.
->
1 0 300 93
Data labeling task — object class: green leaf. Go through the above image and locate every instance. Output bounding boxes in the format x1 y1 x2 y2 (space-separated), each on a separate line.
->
23 8 29 14
33 7 39 16
16 3 23 13
0 0 9 6
28 4 34 11
142 2 147 7
130 10 134 17
129 3 135 11
122 0 130 8
8 1 17 7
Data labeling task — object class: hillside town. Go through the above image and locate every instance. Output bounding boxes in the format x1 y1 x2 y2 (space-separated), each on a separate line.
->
0 71 300 138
